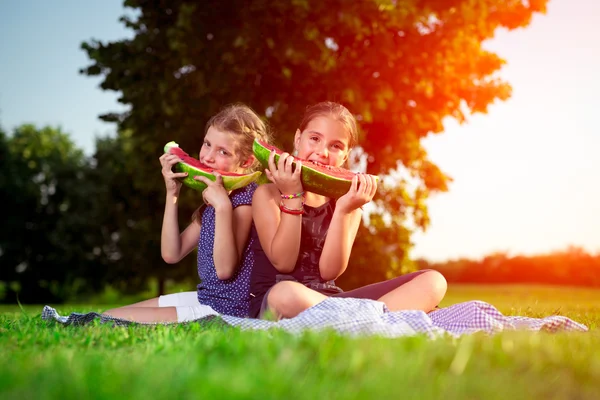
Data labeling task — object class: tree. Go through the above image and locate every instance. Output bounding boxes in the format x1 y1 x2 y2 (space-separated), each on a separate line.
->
0 125 108 303
89 133 198 296
80 0 548 289
425 247 600 287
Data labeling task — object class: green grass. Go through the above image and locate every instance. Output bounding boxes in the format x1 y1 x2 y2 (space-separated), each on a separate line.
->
1 284 599 399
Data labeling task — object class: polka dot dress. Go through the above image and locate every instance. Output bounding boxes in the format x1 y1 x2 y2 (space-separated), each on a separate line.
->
196 182 257 317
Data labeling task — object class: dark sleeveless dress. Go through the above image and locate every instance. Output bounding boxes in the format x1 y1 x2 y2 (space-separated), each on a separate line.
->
248 200 343 318
248 199 434 318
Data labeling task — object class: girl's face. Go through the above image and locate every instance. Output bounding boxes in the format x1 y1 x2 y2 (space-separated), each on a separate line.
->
199 126 252 173
294 116 351 168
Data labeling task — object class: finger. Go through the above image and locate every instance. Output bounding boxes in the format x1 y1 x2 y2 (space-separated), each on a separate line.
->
268 150 277 173
365 175 373 196
355 173 363 193
285 155 294 174
163 166 177 176
172 172 188 179
194 175 213 185
363 173 372 195
293 160 302 179
278 152 290 173
350 174 358 193
265 169 274 182
268 150 280 179
160 154 172 167
161 155 177 169
162 153 178 161
360 174 368 194
201 190 211 207
213 172 223 186
369 175 378 197
168 157 182 166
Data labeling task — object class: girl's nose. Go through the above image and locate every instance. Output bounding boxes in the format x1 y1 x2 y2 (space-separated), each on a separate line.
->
203 149 215 164
317 146 328 158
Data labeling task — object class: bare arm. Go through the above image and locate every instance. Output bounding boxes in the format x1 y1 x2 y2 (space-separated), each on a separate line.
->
252 184 302 273
159 153 201 263
212 203 253 280
161 193 202 263
196 173 254 280
319 208 362 280
318 174 378 280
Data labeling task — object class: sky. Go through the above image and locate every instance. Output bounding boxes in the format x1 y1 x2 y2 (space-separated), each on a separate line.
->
1 0 599 262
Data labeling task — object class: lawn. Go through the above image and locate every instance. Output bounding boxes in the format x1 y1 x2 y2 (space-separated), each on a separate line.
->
1 284 598 399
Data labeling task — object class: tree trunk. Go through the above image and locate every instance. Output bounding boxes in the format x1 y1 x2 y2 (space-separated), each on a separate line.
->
157 276 165 297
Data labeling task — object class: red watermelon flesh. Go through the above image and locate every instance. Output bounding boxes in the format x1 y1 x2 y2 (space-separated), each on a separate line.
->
167 145 246 177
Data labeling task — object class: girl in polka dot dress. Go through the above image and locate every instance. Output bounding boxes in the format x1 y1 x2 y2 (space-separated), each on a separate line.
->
104 104 271 322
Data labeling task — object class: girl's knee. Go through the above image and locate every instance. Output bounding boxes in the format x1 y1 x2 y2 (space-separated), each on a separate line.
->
267 281 320 319
269 281 304 303
267 282 302 313
421 270 448 300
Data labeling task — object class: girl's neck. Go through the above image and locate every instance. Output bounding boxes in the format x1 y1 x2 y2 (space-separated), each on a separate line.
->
303 191 330 207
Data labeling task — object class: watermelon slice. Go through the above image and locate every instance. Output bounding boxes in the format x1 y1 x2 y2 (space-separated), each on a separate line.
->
252 138 378 199
163 141 262 193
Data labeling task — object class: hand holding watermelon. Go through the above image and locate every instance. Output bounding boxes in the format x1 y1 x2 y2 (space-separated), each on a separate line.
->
194 173 231 211
336 173 378 213
264 150 304 195
160 152 189 195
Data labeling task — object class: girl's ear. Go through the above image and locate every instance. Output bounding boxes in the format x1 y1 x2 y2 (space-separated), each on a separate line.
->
340 147 352 168
241 155 256 168
342 151 349 165
293 129 302 155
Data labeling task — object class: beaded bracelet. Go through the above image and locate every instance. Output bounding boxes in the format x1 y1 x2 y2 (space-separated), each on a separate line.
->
279 201 304 215
280 191 304 199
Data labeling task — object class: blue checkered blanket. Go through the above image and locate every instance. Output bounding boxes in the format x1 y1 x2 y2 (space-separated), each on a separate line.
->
41 297 588 337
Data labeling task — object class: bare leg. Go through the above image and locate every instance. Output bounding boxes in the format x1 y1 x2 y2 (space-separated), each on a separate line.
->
117 291 196 309
120 297 160 308
266 281 327 320
333 270 429 300
377 270 447 313
265 270 447 320
103 306 178 323
101 297 165 322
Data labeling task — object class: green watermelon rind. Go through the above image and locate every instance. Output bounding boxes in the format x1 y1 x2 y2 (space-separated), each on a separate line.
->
252 138 377 199
163 141 262 193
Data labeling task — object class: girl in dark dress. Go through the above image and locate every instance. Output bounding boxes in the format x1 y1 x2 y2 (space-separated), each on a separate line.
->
249 102 447 320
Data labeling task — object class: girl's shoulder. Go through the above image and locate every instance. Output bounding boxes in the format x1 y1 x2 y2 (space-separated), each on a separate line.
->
253 182 279 201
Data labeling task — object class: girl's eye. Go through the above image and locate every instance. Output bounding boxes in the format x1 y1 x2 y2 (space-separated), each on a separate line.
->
219 150 230 156
203 142 210 147
310 136 319 142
